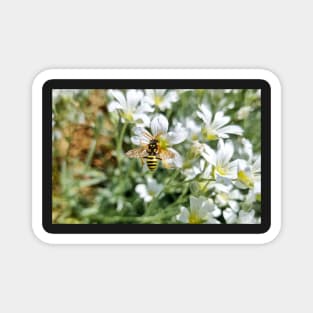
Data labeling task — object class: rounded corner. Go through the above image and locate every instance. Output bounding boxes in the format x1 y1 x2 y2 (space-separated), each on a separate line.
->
258 220 282 244
32 69 58 91
256 68 282 92
31 221 55 245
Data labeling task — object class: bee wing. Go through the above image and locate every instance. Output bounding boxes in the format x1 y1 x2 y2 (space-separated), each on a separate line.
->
159 149 176 169
126 146 148 158
161 159 175 169
141 130 154 141
158 149 176 160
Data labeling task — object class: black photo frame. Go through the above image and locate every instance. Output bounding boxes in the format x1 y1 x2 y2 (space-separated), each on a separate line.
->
42 79 270 235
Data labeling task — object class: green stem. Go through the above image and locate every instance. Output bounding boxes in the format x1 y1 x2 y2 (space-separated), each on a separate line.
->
116 122 128 166
164 169 180 188
166 184 189 210
85 139 97 167
145 189 163 214
145 169 180 213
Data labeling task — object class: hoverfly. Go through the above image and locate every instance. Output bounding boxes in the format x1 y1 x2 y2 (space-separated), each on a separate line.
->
126 130 175 171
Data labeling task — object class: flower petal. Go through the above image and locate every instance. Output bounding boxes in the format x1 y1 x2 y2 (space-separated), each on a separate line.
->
253 156 261 173
133 127 148 136
176 207 189 223
201 144 216 165
212 206 222 218
186 118 201 138
136 101 154 114
131 127 151 145
238 210 256 224
254 181 261 194
126 90 143 110
166 124 188 145
241 138 253 161
229 200 240 212
167 148 183 168
150 114 169 136
205 215 220 224
147 177 163 195
158 100 171 111
108 101 124 112
190 196 204 211
223 208 237 224
166 90 178 102
108 90 126 108
218 125 243 136
201 198 215 213
212 111 231 129
135 184 148 198
133 113 150 127
234 180 249 190
131 135 149 145
197 104 212 124
155 89 166 97
229 189 244 201
201 163 213 179
217 140 234 166
215 172 232 185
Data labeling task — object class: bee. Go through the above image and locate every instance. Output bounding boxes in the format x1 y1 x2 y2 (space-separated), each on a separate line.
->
126 130 175 171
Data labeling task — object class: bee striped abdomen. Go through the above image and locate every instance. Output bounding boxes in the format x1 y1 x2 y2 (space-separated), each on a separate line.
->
146 155 158 171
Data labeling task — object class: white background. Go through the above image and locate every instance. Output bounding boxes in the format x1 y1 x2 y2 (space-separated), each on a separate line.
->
0 0 311 312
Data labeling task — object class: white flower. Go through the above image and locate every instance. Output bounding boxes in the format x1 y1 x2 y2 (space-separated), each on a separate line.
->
197 104 243 140
185 117 201 141
183 159 206 180
135 177 162 203
223 208 259 224
238 138 253 162
214 184 244 212
182 158 212 182
131 114 188 168
176 196 221 224
236 156 261 189
144 89 178 111
188 141 212 162
245 181 261 204
201 140 237 185
236 106 252 120
108 89 153 126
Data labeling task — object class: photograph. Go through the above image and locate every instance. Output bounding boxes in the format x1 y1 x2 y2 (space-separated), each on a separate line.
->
52 88 261 224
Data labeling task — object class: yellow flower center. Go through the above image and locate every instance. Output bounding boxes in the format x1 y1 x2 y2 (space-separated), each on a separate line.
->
158 136 169 150
154 95 163 107
190 144 202 156
121 111 134 122
207 133 218 141
191 133 199 141
148 190 156 197
219 192 229 202
238 170 254 188
188 212 203 224
202 128 218 141
198 182 208 191
215 164 228 176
